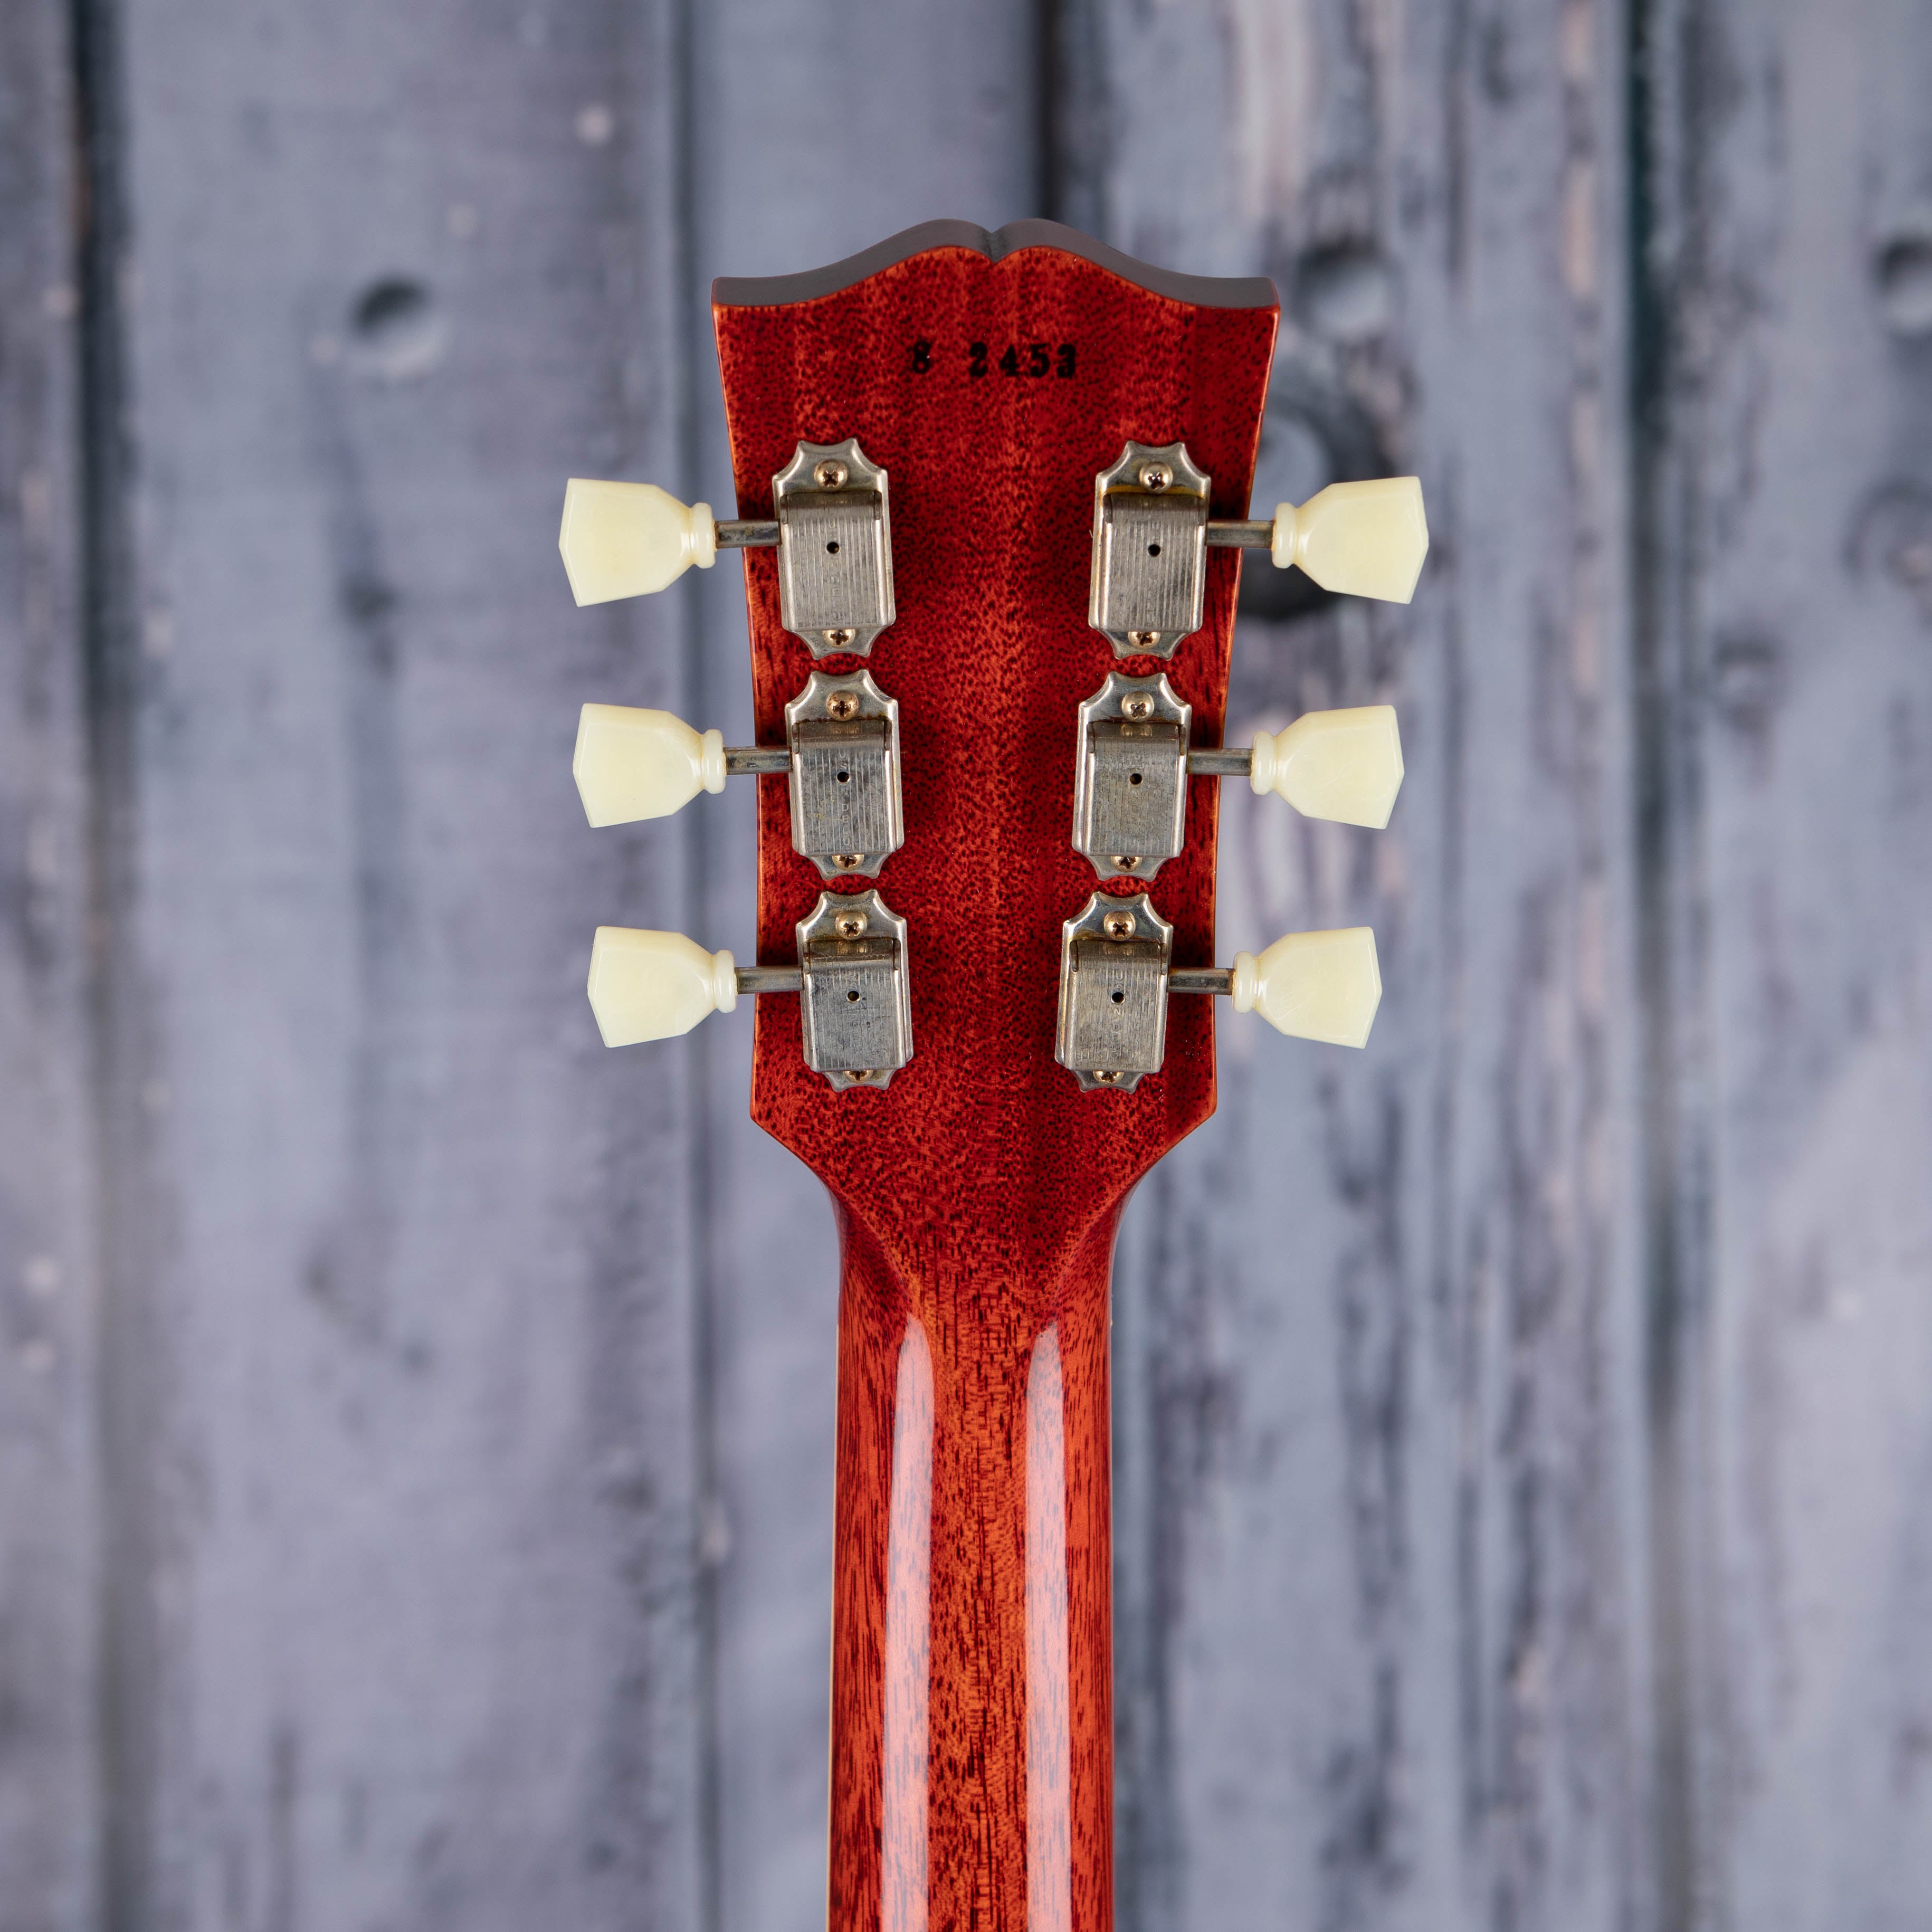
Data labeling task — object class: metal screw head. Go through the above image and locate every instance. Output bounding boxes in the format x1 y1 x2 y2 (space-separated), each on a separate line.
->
1120 692 1155 720
1095 1069 1123 1084
831 853 864 872
813 459 849 489
1108 856 1141 873
1138 462 1172 491
825 690 860 720
823 627 856 650
1101 910 1135 940
834 911 868 939
1127 630 1162 651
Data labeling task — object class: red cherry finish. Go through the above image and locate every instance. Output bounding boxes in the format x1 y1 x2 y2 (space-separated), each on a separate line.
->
712 223 1277 1932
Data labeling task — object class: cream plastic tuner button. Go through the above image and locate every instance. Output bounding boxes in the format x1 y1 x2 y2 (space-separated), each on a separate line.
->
1270 477 1428 604
586 928 738 1047
1249 705 1404 829
559 479 718 605
1230 927 1382 1049
574 704 726 827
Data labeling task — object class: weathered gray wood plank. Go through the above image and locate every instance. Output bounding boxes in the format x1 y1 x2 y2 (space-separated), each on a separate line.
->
102 1 707 1921
1086 5 1649 1929
1637 1 1932 1922
681 14 1045 1932
0 5 101 1926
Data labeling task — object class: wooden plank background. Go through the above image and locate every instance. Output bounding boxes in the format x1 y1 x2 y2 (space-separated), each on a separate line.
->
0 1 1926 1928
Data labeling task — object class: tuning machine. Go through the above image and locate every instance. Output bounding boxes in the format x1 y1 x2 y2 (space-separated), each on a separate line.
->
1072 671 1402 880
1055 890 1381 1091
587 889 912 1090
559 437 895 656
574 667 903 879
1089 440 1429 655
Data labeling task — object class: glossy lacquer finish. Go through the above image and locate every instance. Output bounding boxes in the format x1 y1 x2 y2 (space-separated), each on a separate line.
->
713 223 1276 1932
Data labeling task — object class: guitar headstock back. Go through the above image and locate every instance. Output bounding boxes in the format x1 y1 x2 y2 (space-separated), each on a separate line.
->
712 222 1277 1276
566 220 1420 1287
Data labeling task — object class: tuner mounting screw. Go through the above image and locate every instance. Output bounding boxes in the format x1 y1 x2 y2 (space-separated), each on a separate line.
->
1095 1069 1123 1084
834 911 869 939
1102 910 1136 941
1109 856 1141 873
1138 463 1172 491
1127 630 1162 651
1120 692 1155 720
832 853 863 872
823 627 856 650
813 459 849 489
825 690 860 720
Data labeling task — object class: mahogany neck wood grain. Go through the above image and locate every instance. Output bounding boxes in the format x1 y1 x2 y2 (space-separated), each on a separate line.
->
829 1205 1117 1932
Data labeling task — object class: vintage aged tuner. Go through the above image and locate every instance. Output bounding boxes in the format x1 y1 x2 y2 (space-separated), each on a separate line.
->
1073 671 1403 880
586 889 912 1091
573 669 904 878
558 437 894 657
1089 441 1428 655
1055 890 1381 1091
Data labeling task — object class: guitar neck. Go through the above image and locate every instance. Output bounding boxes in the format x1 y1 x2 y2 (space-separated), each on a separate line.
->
717 230 1273 1932
563 218 1415 1932
827 1202 1118 1932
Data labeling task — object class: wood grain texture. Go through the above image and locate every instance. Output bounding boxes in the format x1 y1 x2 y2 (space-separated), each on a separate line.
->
1077 6 1648 1931
712 231 1273 1932
99 0 707 1921
0 4 100 1925
1635 1 1932 1922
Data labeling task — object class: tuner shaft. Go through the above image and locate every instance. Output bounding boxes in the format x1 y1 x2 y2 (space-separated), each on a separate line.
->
735 965 803 995
1167 968 1234 996
1204 520 1274 547
724 745 792 776
1183 746 1251 778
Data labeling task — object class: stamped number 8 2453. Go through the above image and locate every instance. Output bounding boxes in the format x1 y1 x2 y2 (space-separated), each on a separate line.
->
909 339 1078 378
